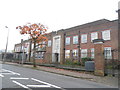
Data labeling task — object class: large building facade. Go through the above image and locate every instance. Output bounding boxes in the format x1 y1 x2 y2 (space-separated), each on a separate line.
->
14 19 118 64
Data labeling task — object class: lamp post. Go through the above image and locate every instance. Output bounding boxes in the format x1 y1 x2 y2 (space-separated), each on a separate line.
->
3 26 9 63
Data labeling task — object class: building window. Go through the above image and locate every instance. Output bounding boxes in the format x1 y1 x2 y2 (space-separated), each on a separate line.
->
81 34 87 43
54 37 60 50
65 37 70 45
91 48 94 58
22 43 29 53
81 49 87 58
16 47 21 52
35 52 45 59
72 49 78 57
48 40 52 47
65 50 70 58
91 32 98 42
104 47 112 59
73 35 78 44
102 30 110 40
42 41 46 47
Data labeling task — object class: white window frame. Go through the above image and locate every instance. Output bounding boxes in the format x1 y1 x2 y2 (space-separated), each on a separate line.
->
48 40 52 47
65 50 70 58
102 30 111 40
35 52 45 59
81 49 87 58
81 34 87 43
73 35 78 44
72 49 78 57
16 47 21 52
91 32 98 42
104 47 112 59
65 37 70 45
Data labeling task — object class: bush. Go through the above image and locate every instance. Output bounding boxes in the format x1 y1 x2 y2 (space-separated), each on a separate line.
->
81 57 93 66
65 59 81 65
65 59 73 65
73 60 81 65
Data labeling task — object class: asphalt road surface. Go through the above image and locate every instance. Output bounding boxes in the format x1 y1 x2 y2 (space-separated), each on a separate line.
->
0 63 118 90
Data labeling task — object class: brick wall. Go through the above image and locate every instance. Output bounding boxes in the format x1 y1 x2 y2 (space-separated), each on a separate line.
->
42 19 118 64
14 19 118 64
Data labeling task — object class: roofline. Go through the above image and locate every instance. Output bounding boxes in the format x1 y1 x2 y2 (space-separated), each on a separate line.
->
65 19 110 31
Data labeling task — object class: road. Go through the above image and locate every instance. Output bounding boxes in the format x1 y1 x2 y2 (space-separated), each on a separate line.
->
0 63 118 90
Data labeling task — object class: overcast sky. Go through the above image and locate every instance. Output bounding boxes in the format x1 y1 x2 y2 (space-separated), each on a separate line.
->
0 0 119 51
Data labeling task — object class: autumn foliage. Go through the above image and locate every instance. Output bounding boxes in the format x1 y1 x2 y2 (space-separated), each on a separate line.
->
16 23 48 43
16 23 48 67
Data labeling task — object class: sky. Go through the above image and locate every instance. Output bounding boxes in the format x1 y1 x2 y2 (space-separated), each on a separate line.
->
0 0 119 51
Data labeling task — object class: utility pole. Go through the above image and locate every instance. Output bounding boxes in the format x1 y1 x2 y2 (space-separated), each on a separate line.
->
63 32 66 64
78 30 81 63
20 39 23 64
22 43 25 65
118 3 120 89
3 26 9 63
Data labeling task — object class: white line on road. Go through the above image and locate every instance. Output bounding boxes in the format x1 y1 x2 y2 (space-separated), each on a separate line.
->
10 77 29 80
27 85 51 88
12 80 28 89
31 78 61 89
2 69 20 75
1 73 17 75
0 74 4 77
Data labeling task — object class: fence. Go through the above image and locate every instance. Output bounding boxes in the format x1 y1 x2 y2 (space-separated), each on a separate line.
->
0 53 14 61
0 52 28 63
0 50 119 76
104 49 119 76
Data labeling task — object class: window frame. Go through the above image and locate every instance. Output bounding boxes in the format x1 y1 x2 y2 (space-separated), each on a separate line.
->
72 49 78 57
91 32 98 42
65 37 70 45
65 50 70 58
73 35 78 44
35 52 45 59
104 47 112 59
81 34 87 43
81 49 87 58
102 30 111 41
48 40 52 47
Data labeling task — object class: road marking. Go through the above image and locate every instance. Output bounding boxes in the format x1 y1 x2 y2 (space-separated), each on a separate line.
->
31 78 61 89
10 77 29 80
1 73 14 75
12 80 28 89
27 85 51 88
0 74 4 77
2 69 20 75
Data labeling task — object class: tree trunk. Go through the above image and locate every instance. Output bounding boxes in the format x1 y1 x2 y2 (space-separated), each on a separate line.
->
33 39 36 67
28 40 32 62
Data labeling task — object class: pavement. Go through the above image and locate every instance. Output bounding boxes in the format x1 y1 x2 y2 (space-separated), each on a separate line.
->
2 61 119 88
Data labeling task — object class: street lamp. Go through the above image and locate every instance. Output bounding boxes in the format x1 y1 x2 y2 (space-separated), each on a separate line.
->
3 26 9 63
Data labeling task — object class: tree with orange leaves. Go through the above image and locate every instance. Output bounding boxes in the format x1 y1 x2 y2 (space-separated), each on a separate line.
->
16 23 48 67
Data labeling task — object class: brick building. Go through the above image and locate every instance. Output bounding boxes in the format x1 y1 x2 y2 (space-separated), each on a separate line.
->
14 39 31 62
14 19 118 64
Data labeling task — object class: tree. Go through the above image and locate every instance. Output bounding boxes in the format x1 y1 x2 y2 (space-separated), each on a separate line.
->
16 23 48 67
